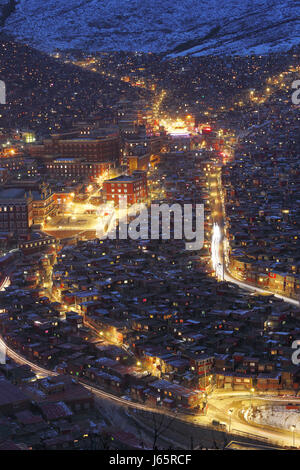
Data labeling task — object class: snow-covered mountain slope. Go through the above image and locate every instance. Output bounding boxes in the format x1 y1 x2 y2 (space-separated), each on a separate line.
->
2 0 300 56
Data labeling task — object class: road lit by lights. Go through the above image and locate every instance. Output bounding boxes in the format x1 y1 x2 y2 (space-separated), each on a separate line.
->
211 223 223 280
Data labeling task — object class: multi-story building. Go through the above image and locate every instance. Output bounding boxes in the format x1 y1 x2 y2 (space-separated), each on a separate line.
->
0 188 33 234
103 171 148 205
124 133 148 157
127 154 150 174
43 130 120 163
168 134 191 152
46 158 111 182
0 168 8 184
31 183 56 225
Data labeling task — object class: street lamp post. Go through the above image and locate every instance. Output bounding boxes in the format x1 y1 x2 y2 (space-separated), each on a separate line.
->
291 425 296 448
228 409 233 433
250 387 255 409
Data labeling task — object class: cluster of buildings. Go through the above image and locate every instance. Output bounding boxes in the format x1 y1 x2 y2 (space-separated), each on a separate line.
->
0 365 148 450
0 93 169 248
1 40 300 449
0 371 97 450
1 142 300 427
0 41 146 135
223 82 300 299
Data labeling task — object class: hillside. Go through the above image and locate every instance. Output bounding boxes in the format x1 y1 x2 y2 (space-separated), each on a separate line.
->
1 0 300 56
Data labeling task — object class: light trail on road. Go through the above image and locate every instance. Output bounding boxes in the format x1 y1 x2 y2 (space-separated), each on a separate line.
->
0 276 10 291
210 172 300 307
0 335 176 416
211 223 223 280
1 331 298 447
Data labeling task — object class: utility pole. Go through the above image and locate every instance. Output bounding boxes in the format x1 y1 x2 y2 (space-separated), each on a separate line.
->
228 409 233 433
291 425 296 448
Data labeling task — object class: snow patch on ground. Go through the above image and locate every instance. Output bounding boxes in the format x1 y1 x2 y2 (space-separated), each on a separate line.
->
2 0 300 55
245 406 300 431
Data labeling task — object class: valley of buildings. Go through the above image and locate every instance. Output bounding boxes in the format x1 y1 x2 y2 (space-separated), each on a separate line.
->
0 40 299 449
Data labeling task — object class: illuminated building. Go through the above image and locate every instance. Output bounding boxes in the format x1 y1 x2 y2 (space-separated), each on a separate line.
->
46 158 111 182
0 156 38 177
124 134 164 161
0 188 33 234
0 168 8 184
148 134 165 154
124 134 148 156
43 130 120 163
127 154 150 174
18 233 56 254
31 183 56 226
118 119 138 134
103 171 148 205
22 131 36 143
168 133 191 152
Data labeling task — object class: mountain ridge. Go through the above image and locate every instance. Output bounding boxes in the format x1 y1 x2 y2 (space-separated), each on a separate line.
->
1 0 300 56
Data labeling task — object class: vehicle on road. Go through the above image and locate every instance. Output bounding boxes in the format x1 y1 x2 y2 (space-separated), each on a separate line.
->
121 395 132 402
212 419 227 430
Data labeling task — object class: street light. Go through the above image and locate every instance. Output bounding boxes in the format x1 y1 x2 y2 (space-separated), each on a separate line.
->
291 425 296 448
250 387 255 409
228 409 233 433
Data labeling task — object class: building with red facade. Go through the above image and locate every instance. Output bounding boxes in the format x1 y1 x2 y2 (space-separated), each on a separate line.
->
103 171 148 205
0 188 33 234
46 158 111 182
43 130 120 164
